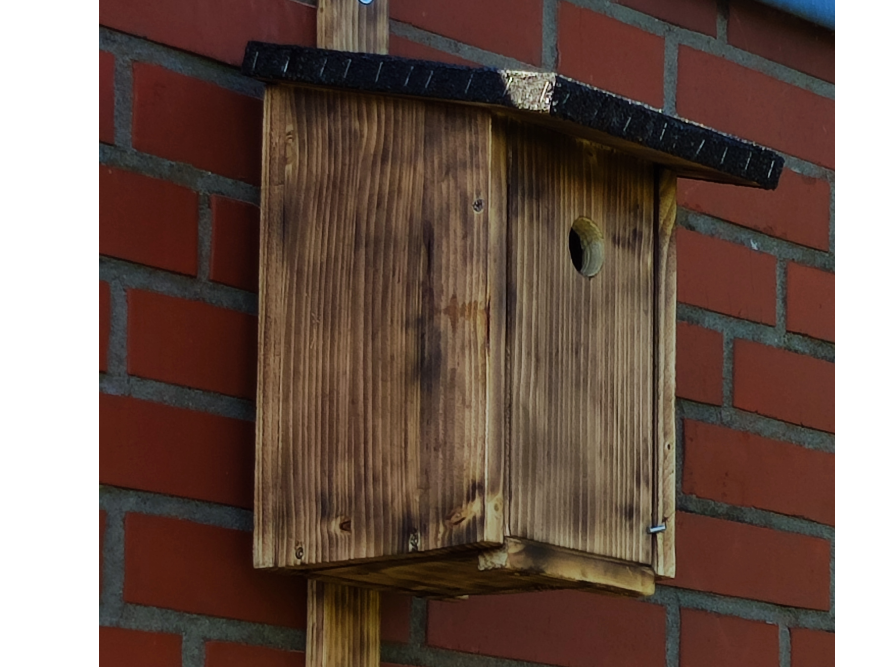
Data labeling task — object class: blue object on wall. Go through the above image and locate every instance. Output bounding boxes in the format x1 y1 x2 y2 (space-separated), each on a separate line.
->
757 0 834 30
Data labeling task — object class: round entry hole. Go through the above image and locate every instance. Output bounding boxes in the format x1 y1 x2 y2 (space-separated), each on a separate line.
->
568 216 604 278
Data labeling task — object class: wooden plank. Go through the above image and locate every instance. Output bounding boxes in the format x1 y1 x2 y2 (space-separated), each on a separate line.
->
653 169 677 578
418 103 495 552
306 580 380 667
481 538 655 596
254 86 498 565
255 86 289 568
307 538 654 597
506 121 655 565
483 117 508 543
317 0 389 54
308 5 389 666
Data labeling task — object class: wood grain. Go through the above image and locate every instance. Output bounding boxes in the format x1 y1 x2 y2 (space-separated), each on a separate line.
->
311 537 654 597
307 580 380 667
254 86 498 569
506 120 655 566
307 7 390 666
318 0 389 54
653 168 677 578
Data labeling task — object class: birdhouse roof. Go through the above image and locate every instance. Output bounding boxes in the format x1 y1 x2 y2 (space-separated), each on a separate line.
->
243 42 783 189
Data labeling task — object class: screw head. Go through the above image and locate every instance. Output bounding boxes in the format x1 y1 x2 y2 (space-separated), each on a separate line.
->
358 0 374 5
295 545 304 560
473 198 485 213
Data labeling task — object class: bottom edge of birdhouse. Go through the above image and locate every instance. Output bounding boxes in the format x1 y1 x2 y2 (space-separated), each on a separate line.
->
281 537 655 599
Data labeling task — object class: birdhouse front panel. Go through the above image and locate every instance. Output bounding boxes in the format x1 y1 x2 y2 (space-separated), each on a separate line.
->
245 43 784 598
505 120 655 566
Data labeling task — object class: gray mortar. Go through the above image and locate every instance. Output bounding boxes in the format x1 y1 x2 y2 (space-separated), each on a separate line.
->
828 175 836 256
100 144 260 205
100 505 126 622
663 31 679 115
677 400 834 454
664 590 681 666
181 632 206 667
100 27 264 99
717 0 730 42
779 623 791 666
677 209 834 273
679 496 834 540
100 486 253 532
112 53 133 149
722 335 734 406
99 256 258 316
542 0 559 70
196 193 213 282
106 279 128 377
390 21 536 70
567 0 833 99
99 375 256 422
775 258 788 334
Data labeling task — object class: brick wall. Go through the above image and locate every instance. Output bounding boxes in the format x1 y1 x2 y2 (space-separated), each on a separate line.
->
99 1 834 665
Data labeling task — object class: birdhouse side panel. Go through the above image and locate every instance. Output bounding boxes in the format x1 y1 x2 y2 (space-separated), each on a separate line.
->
507 122 656 566
255 87 500 571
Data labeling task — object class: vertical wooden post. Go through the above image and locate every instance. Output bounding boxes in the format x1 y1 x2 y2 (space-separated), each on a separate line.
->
317 0 389 54
653 168 677 579
307 581 381 666
305 2 389 666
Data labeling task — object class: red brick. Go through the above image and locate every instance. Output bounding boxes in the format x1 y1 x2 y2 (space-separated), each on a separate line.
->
99 627 182 667
205 642 304 667
381 593 412 644
99 0 314 67
100 281 110 372
100 393 254 508
671 512 830 610
678 169 831 251
428 590 665 665
677 47 834 168
677 228 777 324
125 513 306 627
99 166 199 275
389 36 477 66
791 628 834 667
615 0 718 36
734 341 834 433
100 509 107 597
683 421 834 525
392 0 542 66
729 0 834 83
127 290 258 399
210 197 260 293
681 609 779 666
99 51 115 144
676 323 723 405
786 263 834 342
558 4 664 108
133 64 262 185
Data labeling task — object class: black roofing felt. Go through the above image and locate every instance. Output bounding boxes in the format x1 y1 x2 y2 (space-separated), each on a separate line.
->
242 42 783 190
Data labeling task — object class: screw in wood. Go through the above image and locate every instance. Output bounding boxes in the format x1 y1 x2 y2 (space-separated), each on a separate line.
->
647 524 667 535
295 544 304 560
473 198 485 213
358 0 374 4
408 531 420 552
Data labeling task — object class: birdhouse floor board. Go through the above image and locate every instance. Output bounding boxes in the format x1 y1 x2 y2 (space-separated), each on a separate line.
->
243 42 784 189
306 538 655 598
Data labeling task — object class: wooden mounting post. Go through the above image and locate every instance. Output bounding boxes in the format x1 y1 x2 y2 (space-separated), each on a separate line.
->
307 580 381 666
305 2 388 666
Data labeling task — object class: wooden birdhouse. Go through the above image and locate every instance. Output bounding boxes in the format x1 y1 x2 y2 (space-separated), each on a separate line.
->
244 42 782 599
